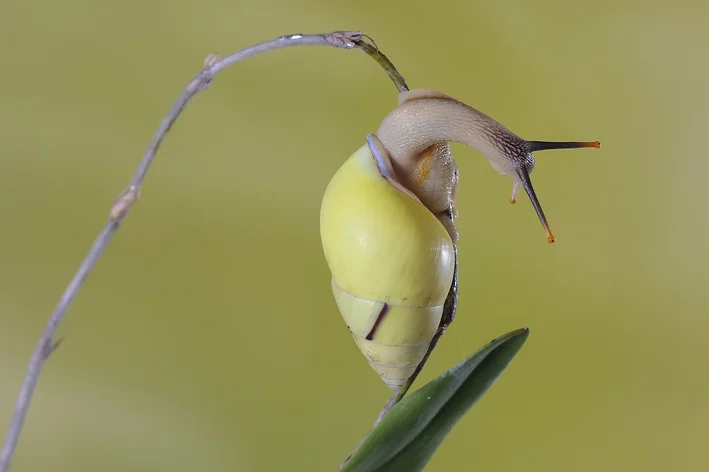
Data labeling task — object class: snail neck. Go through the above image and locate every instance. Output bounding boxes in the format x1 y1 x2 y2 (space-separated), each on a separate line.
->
376 90 530 181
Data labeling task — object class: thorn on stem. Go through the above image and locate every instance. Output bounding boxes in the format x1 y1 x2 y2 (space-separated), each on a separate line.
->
203 53 221 68
110 185 141 221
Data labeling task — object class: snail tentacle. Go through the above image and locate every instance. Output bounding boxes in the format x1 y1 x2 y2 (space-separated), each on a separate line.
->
376 89 600 243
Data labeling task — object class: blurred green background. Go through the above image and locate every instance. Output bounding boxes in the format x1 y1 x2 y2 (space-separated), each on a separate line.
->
1 0 707 470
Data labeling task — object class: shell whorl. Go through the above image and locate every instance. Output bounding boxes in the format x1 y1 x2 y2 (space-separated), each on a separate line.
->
320 143 455 389
332 281 445 389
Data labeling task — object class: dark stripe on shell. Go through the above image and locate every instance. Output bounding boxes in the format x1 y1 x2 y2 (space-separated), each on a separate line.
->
365 303 390 341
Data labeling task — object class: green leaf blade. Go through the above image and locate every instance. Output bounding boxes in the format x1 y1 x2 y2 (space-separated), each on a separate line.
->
342 327 530 472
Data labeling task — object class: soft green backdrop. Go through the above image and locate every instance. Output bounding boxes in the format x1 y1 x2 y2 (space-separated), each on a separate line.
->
1 1 707 471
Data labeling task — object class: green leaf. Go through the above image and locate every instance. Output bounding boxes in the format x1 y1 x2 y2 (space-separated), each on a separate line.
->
341 327 529 472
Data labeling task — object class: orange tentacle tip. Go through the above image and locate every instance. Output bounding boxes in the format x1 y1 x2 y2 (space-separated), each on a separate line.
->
575 140 601 149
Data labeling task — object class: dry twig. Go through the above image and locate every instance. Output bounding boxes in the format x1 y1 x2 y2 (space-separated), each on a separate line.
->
0 30 408 472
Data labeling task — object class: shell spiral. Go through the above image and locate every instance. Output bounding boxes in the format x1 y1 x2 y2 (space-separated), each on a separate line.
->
320 143 455 389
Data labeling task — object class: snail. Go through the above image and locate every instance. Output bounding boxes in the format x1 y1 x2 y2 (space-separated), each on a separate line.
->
320 89 599 389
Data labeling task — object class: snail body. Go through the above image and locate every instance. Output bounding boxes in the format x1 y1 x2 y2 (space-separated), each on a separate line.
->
321 89 599 389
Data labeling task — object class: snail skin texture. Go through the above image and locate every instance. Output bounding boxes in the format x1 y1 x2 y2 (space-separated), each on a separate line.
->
320 89 599 389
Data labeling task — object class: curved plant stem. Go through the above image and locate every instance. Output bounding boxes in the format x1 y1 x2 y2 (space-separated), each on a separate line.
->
0 30 408 472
